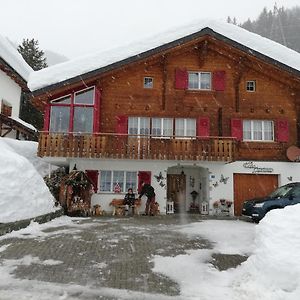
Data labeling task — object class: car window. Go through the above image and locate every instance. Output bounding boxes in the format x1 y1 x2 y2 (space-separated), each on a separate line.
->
286 186 300 198
269 185 294 198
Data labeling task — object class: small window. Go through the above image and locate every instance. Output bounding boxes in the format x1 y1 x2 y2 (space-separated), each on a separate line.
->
152 118 173 137
74 87 94 104
128 117 150 135
143 77 153 88
188 72 211 90
246 81 256 92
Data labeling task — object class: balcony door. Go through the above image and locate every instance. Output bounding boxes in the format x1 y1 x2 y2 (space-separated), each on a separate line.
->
128 117 150 158
167 174 186 213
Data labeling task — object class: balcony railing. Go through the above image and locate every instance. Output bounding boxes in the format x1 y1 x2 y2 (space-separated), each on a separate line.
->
38 132 237 162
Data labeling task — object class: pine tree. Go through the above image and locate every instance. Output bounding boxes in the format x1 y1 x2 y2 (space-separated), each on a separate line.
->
17 38 48 71
18 38 48 130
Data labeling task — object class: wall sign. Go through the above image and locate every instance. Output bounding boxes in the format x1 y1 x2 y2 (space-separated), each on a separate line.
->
243 162 274 174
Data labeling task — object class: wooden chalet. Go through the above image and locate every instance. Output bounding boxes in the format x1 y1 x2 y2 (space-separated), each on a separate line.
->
29 20 300 216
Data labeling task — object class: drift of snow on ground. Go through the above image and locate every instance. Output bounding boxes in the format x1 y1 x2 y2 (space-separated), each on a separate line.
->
0 138 57 223
0 34 33 81
153 206 300 300
28 19 300 91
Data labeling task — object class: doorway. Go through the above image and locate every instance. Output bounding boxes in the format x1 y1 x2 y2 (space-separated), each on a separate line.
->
167 173 186 213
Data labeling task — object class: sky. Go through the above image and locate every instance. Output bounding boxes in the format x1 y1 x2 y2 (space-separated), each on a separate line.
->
0 0 299 59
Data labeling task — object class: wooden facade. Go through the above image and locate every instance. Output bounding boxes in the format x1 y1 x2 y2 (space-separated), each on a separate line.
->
32 33 300 162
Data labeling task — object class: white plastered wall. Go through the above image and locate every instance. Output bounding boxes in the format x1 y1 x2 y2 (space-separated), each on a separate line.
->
59 158 300 216
0 69 22 117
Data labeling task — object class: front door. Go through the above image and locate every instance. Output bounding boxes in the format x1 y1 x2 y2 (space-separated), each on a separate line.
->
167 174 186 213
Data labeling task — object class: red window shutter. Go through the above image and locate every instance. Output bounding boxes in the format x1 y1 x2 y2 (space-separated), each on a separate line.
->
93 88 101 133
43 104 50 131
213 71 226 91
86 170 99 192
231 118 243 141
115 115 128 134
197 117 210 137
276 119 289 142
175 68 188 90
138 171 151 193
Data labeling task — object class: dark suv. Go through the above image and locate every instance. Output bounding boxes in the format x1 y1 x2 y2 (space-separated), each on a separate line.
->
242 182 300 222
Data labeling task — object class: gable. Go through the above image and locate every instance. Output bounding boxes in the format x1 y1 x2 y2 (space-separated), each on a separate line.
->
29 20 300 94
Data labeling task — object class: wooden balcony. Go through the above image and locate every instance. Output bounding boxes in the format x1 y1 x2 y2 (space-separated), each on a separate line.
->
38 132 237 162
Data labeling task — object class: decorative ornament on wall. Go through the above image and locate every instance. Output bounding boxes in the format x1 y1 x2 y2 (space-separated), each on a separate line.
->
219 174 229 184
287 176 293 182
212 181 219 188
155 171 166 189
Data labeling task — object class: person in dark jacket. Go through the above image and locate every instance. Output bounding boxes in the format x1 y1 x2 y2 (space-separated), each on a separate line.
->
124 188 136 215
138 181 156 215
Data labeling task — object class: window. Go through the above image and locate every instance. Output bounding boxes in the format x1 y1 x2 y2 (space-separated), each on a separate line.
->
243 120 274 141
99 171 137 192
49 87 95 133
144 77 153 88
175 118 196 137
246 81 256 92
128 117 150 135
188 72 211 90
152 118 173 137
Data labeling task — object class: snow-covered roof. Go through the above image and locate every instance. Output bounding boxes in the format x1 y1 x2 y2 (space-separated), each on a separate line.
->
0 34 33 82
28 19 300 92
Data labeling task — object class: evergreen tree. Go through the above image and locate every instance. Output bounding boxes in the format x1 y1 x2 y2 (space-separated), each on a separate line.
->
17 38 48 71
18 38 48 130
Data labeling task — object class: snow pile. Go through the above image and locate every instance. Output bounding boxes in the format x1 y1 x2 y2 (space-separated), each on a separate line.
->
0 34 32 81
237 204 300 298
0 138 57 223
28 19 300 91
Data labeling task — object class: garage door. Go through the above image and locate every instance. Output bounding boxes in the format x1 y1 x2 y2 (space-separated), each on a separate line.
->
233 174 278 216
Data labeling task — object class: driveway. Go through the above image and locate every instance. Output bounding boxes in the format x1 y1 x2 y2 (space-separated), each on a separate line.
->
0 215 255 300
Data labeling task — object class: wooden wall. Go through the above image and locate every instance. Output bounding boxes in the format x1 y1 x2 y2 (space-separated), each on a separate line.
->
35 36 300 162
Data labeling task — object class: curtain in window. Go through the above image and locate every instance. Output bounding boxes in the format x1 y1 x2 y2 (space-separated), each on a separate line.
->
253 121 263 140
264 121 273 141
243 120 251 140
113 171 125 192
200 73 211 90
73 107 93 133
188 73 199 89
186 119 196 136
49 106 70 133
126 171 137 192
100 171 111 192
152 118 161 136
175 119 185 136
163 118 173 136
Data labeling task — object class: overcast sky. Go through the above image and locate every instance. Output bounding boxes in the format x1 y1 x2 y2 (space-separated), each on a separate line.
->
1 0 299 59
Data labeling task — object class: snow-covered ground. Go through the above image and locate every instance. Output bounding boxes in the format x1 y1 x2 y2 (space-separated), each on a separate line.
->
0 206 299 299
0 138 58 223
154 207 300 300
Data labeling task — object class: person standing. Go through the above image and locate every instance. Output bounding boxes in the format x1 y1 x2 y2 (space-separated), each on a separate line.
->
138 181 155 215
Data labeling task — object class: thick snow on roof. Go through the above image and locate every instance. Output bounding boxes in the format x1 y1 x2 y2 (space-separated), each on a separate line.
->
0 35 33 82
28 19 300 92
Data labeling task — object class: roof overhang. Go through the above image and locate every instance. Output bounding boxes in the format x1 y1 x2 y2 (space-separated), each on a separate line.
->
32 27 300 96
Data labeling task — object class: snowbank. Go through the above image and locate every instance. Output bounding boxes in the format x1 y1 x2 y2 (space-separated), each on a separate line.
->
0 138 57 223
237 204 300 298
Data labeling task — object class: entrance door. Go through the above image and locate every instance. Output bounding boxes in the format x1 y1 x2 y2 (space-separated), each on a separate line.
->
167 174 186 213
233 174 278 216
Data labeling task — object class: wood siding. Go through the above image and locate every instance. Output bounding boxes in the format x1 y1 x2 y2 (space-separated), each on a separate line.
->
33 36 300 161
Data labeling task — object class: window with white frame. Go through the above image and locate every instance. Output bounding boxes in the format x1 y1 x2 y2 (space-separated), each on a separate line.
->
243 120 274 141
143 77 153 88
152 118 173 137
100 171 137 192
246 80 256 92
128 117 150 135
175 118 196 137
188 72 211 90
